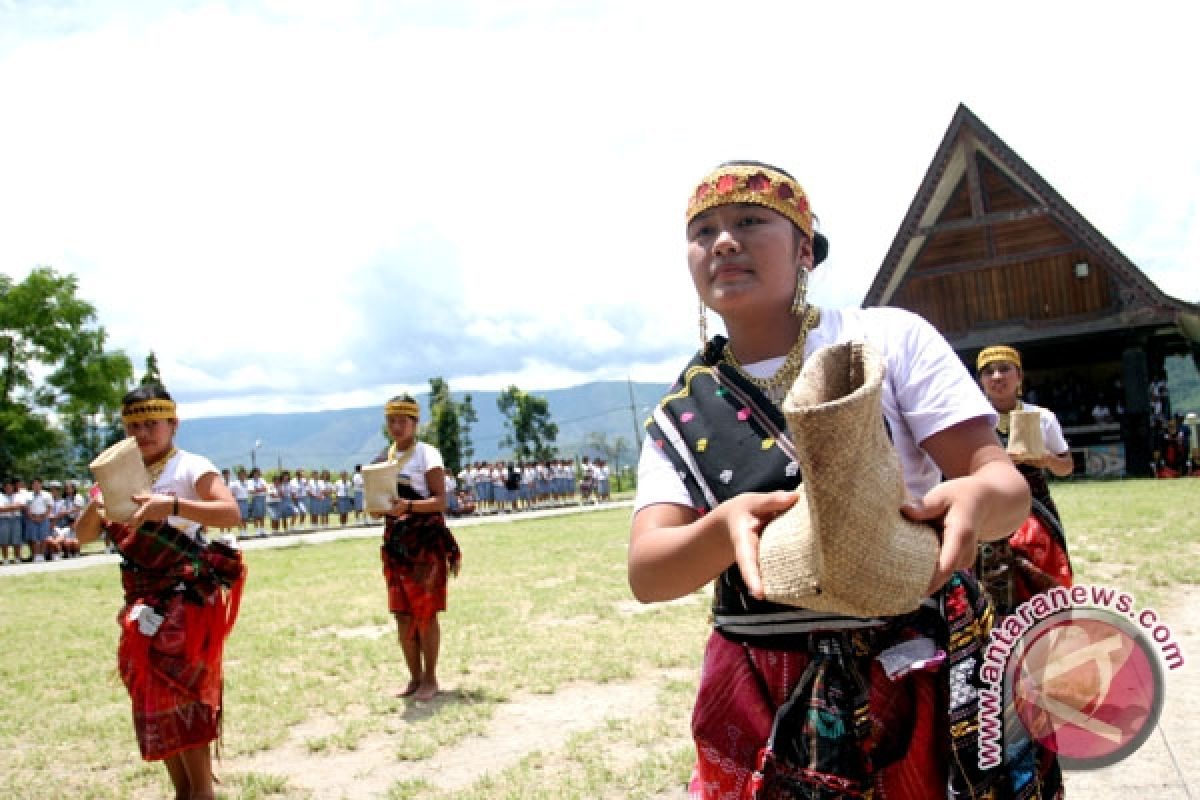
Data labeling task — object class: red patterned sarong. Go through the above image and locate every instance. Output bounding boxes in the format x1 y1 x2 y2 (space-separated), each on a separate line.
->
689 626 945 799
688 575 1060 799
109 521 246 761
381 512 460 639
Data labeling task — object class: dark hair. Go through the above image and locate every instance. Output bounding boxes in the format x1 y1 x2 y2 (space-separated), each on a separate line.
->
714 159 829 265
389 393 416 405
122 383 173 407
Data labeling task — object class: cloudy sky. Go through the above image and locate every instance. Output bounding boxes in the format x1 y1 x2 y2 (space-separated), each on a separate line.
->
2 0 1197 419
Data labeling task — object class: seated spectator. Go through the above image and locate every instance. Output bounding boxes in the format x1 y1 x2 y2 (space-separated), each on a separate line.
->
1158 417 1188 478
457 487 477 516
43 481 67 560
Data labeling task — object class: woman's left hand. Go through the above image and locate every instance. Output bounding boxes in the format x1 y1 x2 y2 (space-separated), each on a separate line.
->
902 476 984 595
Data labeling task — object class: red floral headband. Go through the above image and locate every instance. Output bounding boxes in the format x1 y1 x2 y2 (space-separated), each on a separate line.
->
686 165 813 238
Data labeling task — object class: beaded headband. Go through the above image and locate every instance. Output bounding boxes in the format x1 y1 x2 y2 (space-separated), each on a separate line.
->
385 399 420 419
686 164 813 238
977 345 1022 372
121 398 177 424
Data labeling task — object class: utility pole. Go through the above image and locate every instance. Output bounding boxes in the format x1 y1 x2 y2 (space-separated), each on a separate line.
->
627 377 643 450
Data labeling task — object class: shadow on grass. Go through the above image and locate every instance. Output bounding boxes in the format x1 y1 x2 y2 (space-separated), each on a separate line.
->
397 686 503 721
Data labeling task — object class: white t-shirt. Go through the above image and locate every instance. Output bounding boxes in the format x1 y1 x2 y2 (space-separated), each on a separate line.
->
382 442 444 499
26 490 52 516
1023 401 1070 455
153 449 221 537
228 478 249 500
12 488 31 513
0 492 18 518
635 306 996 513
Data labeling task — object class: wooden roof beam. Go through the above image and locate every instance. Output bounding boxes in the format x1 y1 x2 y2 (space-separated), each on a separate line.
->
911 243 1079 278
916 205 1050 236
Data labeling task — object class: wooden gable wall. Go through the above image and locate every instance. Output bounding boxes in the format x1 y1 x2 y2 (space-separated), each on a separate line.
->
891 150 1114 336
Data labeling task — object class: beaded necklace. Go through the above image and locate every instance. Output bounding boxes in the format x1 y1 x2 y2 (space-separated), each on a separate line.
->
386 441 417 471
145 447 178 485
721 305 821 405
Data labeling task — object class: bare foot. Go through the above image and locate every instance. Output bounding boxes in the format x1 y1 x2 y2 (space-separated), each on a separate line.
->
414 682 439 702
392 681 421 698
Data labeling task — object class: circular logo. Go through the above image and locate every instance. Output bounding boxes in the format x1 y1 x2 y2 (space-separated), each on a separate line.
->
1008 608 1164 769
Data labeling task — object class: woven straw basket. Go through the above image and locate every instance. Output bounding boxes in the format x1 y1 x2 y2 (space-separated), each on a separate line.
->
758 341 938 617
1006 410 1045 459
88 437 151 523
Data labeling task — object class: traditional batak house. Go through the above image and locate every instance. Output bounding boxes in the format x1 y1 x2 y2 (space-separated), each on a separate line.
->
865 104 1200 477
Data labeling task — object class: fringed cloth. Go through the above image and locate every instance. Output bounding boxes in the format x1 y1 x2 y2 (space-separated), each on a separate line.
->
688 574 1064 800
107 520 246 761
381 511 461 639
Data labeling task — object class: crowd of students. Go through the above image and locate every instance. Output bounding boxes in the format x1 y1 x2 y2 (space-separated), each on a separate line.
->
450 456 613 515
221 466 368 536
0 477 88 563
0 456 619 564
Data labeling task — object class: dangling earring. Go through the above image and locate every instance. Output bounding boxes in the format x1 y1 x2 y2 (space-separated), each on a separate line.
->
698 297 709 346
791 267 809 316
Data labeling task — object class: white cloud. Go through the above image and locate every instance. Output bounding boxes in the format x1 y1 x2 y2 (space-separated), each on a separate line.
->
2 0 1197 419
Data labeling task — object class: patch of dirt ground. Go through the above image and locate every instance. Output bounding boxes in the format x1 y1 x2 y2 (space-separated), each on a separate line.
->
222 589 1198 799
223 671 691 798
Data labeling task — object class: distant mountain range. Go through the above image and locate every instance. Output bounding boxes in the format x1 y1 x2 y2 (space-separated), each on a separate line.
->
173 356 1200 475
174 380 671 474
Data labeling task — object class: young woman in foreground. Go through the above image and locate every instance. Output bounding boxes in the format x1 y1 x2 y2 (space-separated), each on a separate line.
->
629 161 1058 798
78 385 245 800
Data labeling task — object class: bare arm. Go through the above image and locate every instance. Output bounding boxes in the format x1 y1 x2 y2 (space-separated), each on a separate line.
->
903 416 1031 592
628 490 798 603
130 472 241 528
384 466 448 516
1015 450 1075 477
75 501 104 545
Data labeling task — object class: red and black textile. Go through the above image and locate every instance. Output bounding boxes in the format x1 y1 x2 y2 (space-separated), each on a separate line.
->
974 431 1074 616
381 510 461 638
108 520 246 761
687 574 1062 799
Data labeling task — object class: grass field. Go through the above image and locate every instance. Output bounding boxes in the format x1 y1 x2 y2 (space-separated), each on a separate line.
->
0 479 1195 798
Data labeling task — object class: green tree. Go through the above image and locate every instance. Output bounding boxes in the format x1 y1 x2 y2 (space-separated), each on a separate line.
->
140 351 164 386
56 327 138 465
458 394 478 465
585 431 633 490
425 377 465 475
497 386 559 462
1 267 133 476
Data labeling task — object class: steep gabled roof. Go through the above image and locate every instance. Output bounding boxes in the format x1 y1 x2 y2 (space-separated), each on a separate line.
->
865 104 1197 335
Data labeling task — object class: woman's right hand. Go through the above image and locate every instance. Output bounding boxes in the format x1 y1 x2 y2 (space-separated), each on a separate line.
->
629 489 797 603
717 490 800 601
